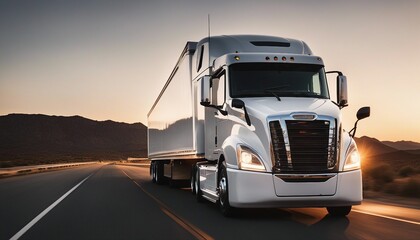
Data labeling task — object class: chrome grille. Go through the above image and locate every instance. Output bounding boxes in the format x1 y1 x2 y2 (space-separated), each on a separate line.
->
270 119 337 173
269 121 287 170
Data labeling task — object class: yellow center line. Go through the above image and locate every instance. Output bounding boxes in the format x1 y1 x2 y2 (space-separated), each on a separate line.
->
120 168 214 240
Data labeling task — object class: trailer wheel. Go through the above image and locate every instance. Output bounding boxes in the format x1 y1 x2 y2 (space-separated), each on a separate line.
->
155 161 164 185
327 206 352 216
150 161 156 183
194 166 204 202
218 162 235 217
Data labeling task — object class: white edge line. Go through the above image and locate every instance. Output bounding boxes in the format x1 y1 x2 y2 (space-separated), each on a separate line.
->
10 173 93 240
352 209 420 226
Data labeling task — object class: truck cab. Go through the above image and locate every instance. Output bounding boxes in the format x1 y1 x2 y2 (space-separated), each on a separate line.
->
193 35 369 216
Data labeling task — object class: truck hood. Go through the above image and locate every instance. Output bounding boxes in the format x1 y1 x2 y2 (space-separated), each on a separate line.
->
242 97 340 120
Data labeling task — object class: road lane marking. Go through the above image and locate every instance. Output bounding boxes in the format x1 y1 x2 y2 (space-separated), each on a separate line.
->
352 209 420 226
10 173 93 240
120 168 214 240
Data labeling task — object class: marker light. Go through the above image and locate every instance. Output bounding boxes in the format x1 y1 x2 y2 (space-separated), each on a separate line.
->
234 56 240 61
290 57 295 61
282 56 287 61
265 56 270 60
274 56 278 61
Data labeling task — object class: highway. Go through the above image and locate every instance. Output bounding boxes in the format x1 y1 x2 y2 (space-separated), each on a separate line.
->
1 163 419 240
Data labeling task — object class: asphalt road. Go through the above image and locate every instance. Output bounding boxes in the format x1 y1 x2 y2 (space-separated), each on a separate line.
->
1 163 419 240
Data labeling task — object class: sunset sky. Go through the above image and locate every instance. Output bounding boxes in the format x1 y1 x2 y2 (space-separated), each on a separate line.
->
1 0 419 142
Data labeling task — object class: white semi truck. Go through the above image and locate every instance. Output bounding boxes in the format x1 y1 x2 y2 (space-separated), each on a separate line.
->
148 35 370 216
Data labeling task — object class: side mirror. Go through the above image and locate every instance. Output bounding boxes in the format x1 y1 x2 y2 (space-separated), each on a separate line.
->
200 75 211 106
231 99 251 126
231 99 245 108
337 75 348 108
357 106 370 120
349 106 371 138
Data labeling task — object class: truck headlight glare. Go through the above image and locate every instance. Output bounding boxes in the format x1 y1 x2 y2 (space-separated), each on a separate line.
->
241 151 253 164
343 146 361 171
237 145 266 172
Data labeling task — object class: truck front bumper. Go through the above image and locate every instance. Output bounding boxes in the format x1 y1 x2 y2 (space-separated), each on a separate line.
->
227 168 362 208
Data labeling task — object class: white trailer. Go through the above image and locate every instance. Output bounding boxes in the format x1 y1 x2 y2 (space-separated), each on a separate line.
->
147 35 370 216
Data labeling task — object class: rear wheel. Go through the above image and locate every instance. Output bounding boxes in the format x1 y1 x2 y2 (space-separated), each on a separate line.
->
327 206 352 216
150 161 156 183
218 162 235 217
194 165 204 202
155 161 164 185
190 166 196 194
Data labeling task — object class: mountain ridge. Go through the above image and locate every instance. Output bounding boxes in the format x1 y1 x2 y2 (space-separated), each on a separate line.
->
355 136 398 157
354 136 420 173
0 113 147 167
382 140 420 151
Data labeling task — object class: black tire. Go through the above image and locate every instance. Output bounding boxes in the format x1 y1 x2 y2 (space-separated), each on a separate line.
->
190 166 196 194
194 165 204 202
151 161 156 183
218 162 235 217
327 206 352 216
155 161 164 185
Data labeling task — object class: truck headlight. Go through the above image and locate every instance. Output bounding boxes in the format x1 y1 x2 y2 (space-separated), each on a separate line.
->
343 145 361 171
237 145 266 172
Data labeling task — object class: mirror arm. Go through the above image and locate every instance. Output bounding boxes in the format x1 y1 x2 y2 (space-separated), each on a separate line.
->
200 101 210 107
243 106 251 126
217 107 228 116
201 103 228 116
349 119 360 138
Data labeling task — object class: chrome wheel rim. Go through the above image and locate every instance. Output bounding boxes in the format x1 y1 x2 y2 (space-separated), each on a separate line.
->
219 176 227 206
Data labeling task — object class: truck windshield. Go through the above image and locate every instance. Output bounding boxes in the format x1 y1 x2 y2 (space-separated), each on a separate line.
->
229 63 329 99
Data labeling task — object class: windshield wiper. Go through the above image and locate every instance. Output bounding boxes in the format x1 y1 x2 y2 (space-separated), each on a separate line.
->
264 90 281 101
287 92 323 98
264 85 290 101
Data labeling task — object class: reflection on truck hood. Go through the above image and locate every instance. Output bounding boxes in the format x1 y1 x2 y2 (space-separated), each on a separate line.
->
242 97 340 120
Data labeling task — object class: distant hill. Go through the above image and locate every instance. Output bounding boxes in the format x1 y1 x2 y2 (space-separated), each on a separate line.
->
0 114 147 167
382 140 420 151
355 136 398 157
354 136 420 171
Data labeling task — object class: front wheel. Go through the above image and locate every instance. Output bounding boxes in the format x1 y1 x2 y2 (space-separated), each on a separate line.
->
218 162 236 217
327 206 352 216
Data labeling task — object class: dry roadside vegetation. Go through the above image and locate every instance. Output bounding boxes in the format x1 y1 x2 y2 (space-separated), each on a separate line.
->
362 164 420 198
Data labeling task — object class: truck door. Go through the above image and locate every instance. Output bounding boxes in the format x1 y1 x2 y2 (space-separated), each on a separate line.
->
204 71 226 192
204 71 226 161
